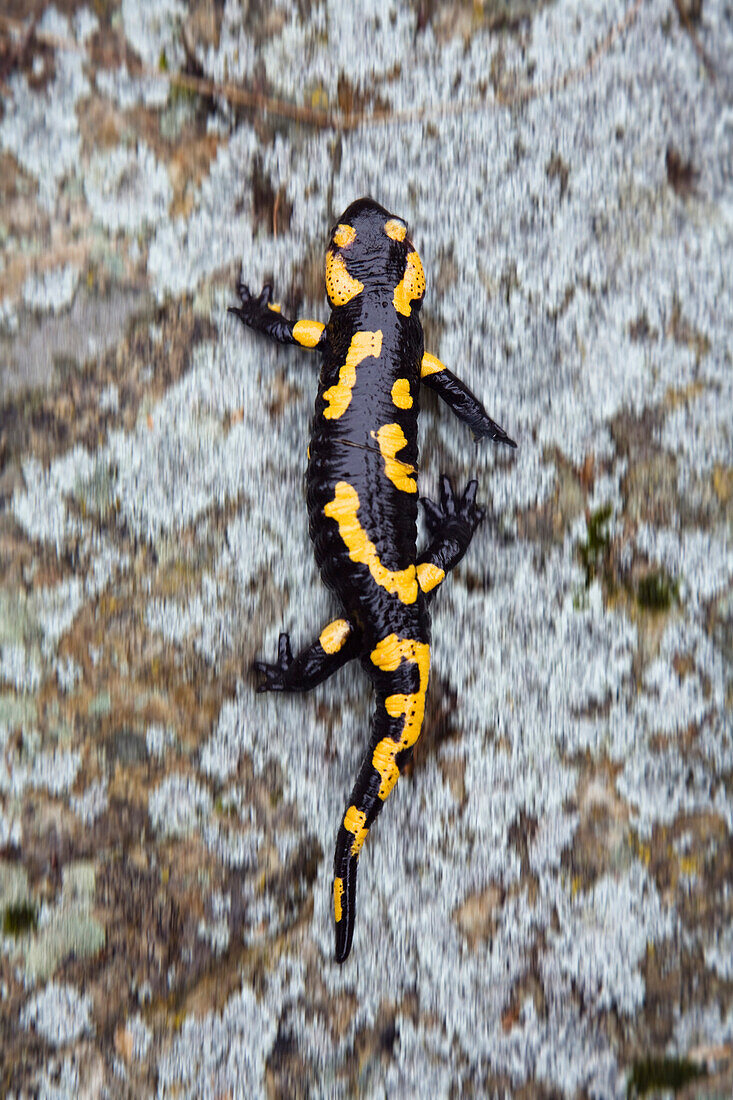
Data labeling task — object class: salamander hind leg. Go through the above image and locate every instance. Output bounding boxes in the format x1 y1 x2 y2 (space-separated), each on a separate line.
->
416 476 485 598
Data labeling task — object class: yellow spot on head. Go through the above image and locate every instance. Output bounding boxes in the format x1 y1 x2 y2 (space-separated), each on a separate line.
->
417 562 445 593
292 319 325 348
267 301 282 313
323 330 382 419
373 423 417 493
326 251 364 306
323 482 418 603
334 877 344 922
369 634 431 799
319 618 351 655
333 223 356 248
384 218 407 242
393 250 426 316
391 378 413 409
420 352 445 378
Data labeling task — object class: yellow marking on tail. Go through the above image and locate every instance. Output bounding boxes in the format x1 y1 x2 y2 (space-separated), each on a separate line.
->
324 482 418 603
334 877 344 922
343 806 370 856
333 223 356 248
417 562 445 593
393 250 426 316
369 635 431 800
341 809 367 858
350 826 369 856
420 352 445 377
373 423 417 493
344 805 367 835
384 218 407 242
391 378 413 409
319 618 351 654
292 319 325 348
326 251 364 306
323 330 383 419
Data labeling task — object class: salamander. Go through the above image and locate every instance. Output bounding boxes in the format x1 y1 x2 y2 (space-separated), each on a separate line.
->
230 197 516 963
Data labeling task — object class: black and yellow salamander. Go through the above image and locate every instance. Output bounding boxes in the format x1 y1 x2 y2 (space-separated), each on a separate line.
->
230 197 516 963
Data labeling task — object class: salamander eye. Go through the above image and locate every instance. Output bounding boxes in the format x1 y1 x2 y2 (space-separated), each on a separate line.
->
384 218 408 242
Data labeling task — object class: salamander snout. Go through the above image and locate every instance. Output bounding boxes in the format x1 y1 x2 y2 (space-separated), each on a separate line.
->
326 197 421 305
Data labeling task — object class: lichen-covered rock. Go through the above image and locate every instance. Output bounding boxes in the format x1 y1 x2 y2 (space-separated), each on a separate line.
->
0 1 731 1096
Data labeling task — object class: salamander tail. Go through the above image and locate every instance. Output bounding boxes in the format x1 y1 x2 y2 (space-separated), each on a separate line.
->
333 832 359 963
332 634 430 963
332 784 374 964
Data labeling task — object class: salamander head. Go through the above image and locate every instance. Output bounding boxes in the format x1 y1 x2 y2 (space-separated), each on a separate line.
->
326 196 426 313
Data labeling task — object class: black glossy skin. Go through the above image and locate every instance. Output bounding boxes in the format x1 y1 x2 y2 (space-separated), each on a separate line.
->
230 197 516 963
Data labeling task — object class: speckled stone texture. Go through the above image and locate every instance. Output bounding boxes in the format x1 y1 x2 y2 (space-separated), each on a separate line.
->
0 1 731 1097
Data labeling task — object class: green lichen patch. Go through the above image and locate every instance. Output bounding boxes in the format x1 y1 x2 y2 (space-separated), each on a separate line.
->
636 569 680 612
21 861 105 981
3 900 37 937
88 690 112 718
0 691 37 733
578 503 613 588
627 1054 703 1097
23 908 106 981
0 589 40 648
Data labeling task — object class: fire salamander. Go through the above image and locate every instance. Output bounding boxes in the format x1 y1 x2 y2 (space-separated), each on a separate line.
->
230 198 516 963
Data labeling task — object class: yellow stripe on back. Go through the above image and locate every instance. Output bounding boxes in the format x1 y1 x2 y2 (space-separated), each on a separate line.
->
323 330 383 420
373 423 417 493
391 378 413 409
324 482 418 604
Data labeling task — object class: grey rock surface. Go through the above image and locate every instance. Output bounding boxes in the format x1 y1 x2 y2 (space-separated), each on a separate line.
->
0 1 731 1097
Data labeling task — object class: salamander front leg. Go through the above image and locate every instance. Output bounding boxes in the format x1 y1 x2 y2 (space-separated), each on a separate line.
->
254 619 360 693
229 281 327 351
416 476 485 599
421 353 516 446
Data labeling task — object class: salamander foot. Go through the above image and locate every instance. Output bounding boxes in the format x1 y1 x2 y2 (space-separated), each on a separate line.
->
253 632 293 693
421 475 485 542
228 281 275 327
